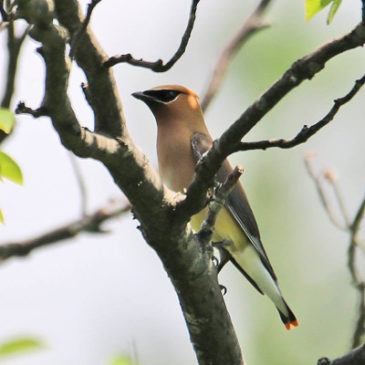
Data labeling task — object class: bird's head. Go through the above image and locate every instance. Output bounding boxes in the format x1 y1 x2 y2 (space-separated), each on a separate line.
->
132 85 203 124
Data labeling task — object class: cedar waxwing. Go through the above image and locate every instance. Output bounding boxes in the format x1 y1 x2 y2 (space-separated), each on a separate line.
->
132 85 298 330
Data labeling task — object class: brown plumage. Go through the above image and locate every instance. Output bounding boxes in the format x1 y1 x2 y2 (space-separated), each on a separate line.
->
132 84 298 330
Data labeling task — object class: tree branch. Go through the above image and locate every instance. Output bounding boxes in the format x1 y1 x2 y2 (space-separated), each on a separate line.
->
235 73 365 151
54 0 125 137
0 200 131 261
0 18 29 143
103 0 200 71
305 156 365 348
348 196 365 348
318 342 365 365
18 1 245 363
69 0 102 59
68 153 88 217
304 156 348 230
201 0 272 111
198 166 243 245
176 22 365 222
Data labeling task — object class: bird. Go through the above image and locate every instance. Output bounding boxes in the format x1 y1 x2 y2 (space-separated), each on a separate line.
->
132 84 298 330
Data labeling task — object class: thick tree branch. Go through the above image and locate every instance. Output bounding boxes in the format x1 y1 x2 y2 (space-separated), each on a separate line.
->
0 200 131 261
17 1 245 364
318 342 365 365
201 0 271 111
69 0 102 59
176 22 365 222
103 0 200 71
235 74 365 151
53 0 125 137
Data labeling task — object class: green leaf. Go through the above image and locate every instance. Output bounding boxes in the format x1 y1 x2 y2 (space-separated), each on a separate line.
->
0 151 23 185
0 338 44 359
110 355 137 365
0 108 15 134
305 0 332 21
327 0 342 23
0 208 4 224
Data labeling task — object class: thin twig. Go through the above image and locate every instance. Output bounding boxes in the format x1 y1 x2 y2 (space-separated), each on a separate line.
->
306 156 365 348
68 153 88 217
352 284 365 349
236 74 365 152
104 0 200 70
0 21 8 31
0 19 30 144
198 166 243 245
0 199 131 261
324 171 351 228
0 0 9 22
348 196 365 285
15 101 47 117
177 23 365 223
1 23 30 108
69 0 102 58
201 0 272 111
348 196 365 348
304 155 347 230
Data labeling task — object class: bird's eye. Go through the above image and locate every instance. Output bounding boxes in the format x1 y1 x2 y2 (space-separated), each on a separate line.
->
158 90 180 102
143 89 182 103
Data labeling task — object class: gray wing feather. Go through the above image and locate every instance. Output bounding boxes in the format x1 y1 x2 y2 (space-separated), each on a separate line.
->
191 132 277 280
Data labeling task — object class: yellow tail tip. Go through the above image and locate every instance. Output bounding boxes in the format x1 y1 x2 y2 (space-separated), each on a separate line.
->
284 320 299 330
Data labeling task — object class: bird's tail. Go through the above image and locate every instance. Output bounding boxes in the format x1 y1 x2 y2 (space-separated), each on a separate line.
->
226 246 299 330
277 299 299 331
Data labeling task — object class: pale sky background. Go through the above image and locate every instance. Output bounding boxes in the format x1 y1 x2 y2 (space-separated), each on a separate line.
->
0 0 364 364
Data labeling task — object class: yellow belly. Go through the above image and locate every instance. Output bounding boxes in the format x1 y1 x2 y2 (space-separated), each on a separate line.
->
190 207 250 254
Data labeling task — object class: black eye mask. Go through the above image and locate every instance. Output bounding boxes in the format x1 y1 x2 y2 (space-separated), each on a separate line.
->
143 89 182 103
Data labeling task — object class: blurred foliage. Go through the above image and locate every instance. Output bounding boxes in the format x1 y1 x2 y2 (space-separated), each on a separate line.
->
0 108 15 134
0 337 44 361
305 0 343 24
110 354 138 365
0 108 22 223
0 151 23 185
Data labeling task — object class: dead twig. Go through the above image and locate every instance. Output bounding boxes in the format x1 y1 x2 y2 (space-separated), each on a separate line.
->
15 101 47 117
0 199 131 261
201 0 272 111
236 74 365 152
306 156 365 348
104 0 200 71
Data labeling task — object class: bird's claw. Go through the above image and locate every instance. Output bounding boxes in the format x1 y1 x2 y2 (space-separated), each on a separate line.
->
212 256 219 267
219 284 227 295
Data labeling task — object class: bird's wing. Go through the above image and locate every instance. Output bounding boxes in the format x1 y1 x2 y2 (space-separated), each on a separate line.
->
191 132 276 280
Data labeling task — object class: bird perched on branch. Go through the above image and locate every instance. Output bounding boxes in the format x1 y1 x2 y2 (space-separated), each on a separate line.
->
132 84 298 330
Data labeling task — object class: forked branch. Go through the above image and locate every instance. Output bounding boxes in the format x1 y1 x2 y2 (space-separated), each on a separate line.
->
104 0 200 71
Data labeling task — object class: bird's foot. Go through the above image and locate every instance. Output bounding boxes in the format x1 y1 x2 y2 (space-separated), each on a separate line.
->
219 284 227 296
212 256 219 267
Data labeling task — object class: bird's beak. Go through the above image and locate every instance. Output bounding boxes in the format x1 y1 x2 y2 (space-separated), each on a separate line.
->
132 91 154 103
131 91 145 100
